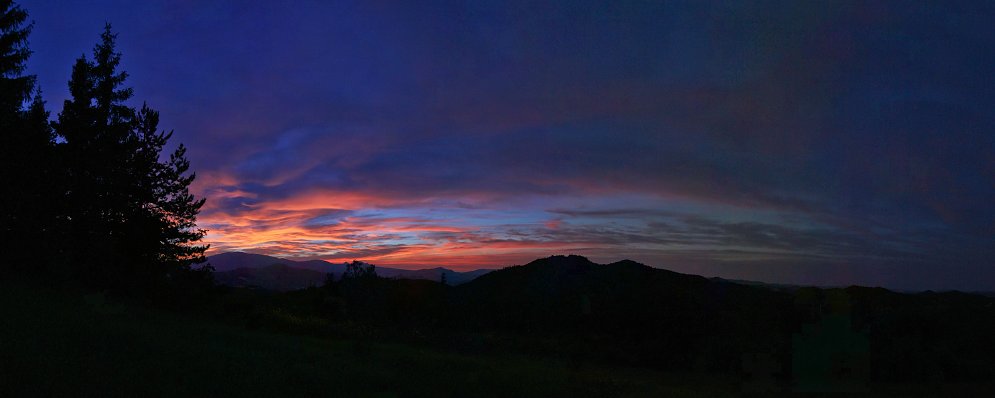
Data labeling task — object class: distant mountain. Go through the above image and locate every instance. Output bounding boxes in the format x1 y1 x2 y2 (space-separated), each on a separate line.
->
456 254 729 303
207 253 995 380
206 252 492 290
452 254 792 337
443 255 795 369
444 255 995 374
376 267 493 286
214 264 326 291
207 252 340 273
708 277 810 291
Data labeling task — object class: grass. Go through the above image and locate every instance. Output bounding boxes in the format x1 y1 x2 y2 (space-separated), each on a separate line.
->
4 281 994 397
0 282 735 397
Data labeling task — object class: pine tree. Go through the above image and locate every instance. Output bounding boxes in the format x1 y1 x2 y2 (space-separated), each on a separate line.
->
0 1 33 118
126 104 209 281
54 24 137 284
54 25 208 291
0 1 56 276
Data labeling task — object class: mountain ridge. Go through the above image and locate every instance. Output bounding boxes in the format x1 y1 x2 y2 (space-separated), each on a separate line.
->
206 252 494 290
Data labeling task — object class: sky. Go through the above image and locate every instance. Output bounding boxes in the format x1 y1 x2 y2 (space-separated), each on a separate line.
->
19 1 995 290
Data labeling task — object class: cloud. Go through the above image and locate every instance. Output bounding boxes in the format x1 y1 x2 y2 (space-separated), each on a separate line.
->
25 0 995 290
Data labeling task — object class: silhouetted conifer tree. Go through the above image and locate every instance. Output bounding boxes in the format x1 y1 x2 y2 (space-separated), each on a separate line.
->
0 1 56 275
0 1 32 113
54 24 136 284
343 260 376 280
53 24 208 291
126 104 209 280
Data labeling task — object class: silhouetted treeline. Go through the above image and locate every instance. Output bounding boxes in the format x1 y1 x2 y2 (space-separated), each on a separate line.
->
220 255 995 389
0 2 209 297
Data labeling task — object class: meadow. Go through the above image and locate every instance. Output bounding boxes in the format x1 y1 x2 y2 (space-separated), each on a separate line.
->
4 278 995 397
0 281 737 397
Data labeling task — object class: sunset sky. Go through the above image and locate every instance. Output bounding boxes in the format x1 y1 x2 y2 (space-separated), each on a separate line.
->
20 1 994 290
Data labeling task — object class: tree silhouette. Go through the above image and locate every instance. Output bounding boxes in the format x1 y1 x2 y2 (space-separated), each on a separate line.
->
0 0 56 276
55 25 138 286
0 1 32 114
124 104 209 284
343 260 377 280
53 24 208 292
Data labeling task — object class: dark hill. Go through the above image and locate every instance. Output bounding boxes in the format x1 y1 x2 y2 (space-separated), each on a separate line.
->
375 266 493 285
450 255 794 370
206 252 341 273
214 265 326 291
206 252 491 289
207 253 995 381
461 255 713 298
457 255 786 317
443 256 995 379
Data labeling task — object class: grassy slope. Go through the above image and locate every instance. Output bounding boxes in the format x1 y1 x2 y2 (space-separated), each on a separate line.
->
4 282 992 397
0 282 733 397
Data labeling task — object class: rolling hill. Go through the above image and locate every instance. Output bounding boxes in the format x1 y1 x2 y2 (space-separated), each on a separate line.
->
214 264 327 291
206 252 492 290
447 255 794 369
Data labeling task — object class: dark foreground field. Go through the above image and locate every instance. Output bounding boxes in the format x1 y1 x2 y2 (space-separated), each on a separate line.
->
0 282 733 397
3 281 994 397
